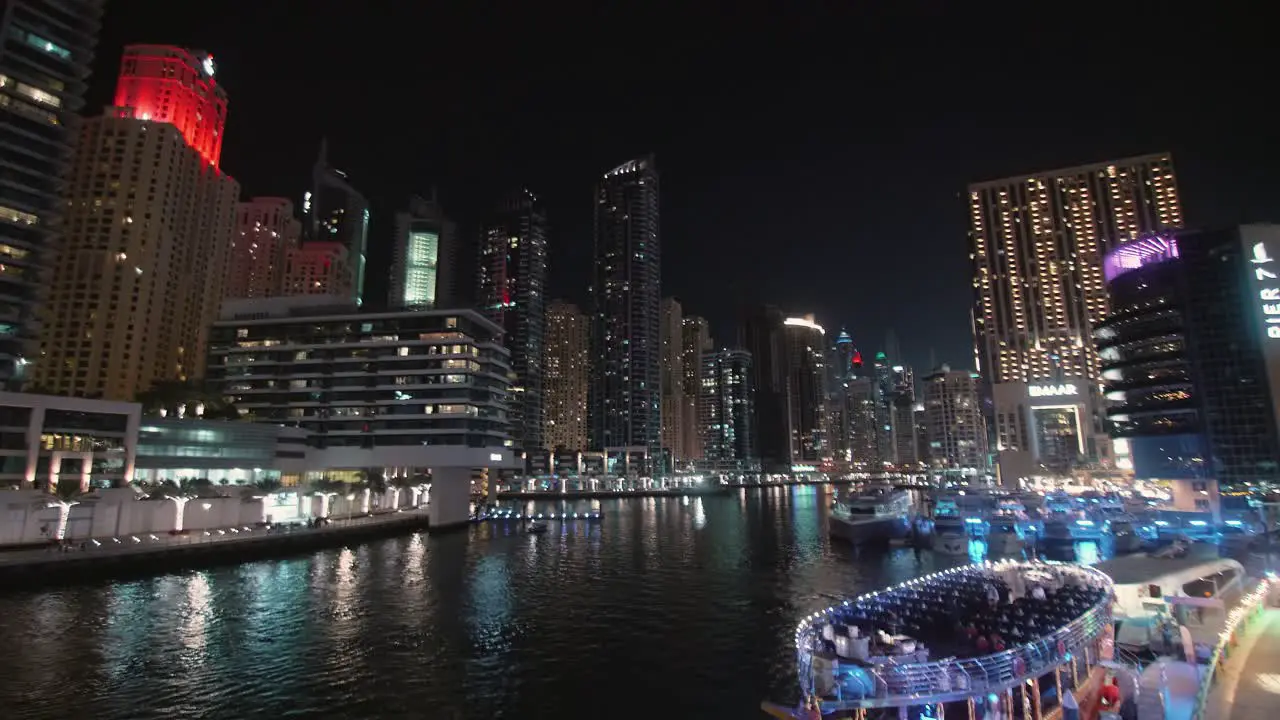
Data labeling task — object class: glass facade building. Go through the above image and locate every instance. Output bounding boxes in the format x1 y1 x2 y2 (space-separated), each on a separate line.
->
303 140 368 304
134 418 309 486
0 0 103 386
476 188 547 452
589 156 660 451
390 193 457 309
1097 226 1280 489
699 349 757 471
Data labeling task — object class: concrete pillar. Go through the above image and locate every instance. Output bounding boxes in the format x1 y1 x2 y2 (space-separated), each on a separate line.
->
487 473 499 506
430 467 472 528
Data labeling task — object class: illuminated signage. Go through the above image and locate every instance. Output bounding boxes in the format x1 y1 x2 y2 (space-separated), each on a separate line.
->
1253 241 1280 339
489 453 503 462
202 55 215 77
1029 383 1077 398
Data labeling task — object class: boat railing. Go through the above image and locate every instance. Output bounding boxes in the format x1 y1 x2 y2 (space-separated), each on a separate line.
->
802 563 1115 710
1190 577 1272 720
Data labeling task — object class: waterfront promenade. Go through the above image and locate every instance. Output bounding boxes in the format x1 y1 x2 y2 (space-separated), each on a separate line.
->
0 508 433 584
1206 608 1280 720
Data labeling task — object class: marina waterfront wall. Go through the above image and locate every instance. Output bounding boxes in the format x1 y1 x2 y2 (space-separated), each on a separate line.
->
0 487 416 547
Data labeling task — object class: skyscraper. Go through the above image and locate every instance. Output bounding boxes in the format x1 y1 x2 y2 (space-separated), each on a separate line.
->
303 140 368 304
1097 227 1280 491
36 45 238 399
477 188 547 451
969 154 1183 483
681 315 712 462
783 315 827 465
890 365 919 467
282 241 351 298
0 0 103 386
825 329 859 463
740 305 788 471
923 365 988 474
701 349 756 471
225 197 300 300
589 156 660 452
390 192 458 309
659 298 684 459
544 300 589 452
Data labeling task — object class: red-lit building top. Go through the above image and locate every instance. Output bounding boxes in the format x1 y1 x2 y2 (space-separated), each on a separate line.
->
113 45 227 168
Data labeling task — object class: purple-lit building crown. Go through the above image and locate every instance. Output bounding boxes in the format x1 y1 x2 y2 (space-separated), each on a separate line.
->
1103 234 1180 283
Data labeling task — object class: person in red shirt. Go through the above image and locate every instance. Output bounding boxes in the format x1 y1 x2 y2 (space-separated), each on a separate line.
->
1100 677 1121 707
975 635 990 653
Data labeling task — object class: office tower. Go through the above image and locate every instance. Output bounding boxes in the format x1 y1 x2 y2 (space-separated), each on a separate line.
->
1097 226 1280 493
282 242 351 297
302 140 368 304
0 1 103 386
36 46 238 400
659 298 684 459
681 315 712 462
825 329 861 463
844 377 879 468
889 365 919 466
589 156 660 452
740 305 788 471
922 365 988 474
783 315 827 465
969 153 1183 483
476 188 547 451
225 198 300 300
390 192 458 309
872 351 895 463
544 300 589 451
701 349 756 471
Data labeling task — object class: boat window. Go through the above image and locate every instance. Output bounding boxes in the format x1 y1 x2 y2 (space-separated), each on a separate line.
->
1182 578 1215 598
1148 584 1162 599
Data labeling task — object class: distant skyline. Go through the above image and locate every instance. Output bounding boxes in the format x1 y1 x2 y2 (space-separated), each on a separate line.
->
86 4 1278 376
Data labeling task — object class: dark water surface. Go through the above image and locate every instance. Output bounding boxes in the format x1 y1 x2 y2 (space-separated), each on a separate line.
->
0 486 971 719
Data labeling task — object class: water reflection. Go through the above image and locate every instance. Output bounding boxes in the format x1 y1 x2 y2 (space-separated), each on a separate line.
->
0 490 1065 719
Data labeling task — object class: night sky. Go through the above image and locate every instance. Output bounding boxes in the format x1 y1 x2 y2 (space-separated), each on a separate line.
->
90 4 1273 375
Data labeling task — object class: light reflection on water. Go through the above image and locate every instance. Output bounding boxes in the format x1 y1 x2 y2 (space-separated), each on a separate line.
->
0 487 1024 719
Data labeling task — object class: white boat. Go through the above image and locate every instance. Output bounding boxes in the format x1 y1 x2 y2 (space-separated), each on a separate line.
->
930 515 972 555
1096 546 1245 651
829 488 913 544
986 518 1030 556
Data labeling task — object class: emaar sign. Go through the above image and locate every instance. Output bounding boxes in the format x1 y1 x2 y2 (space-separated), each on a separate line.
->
1029 383 1077 398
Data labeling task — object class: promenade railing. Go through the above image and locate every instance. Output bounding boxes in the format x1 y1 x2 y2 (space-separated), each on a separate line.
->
796 561 1115 711
1190 577 1273 720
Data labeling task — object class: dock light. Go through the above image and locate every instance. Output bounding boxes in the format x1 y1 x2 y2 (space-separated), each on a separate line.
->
537 513 543 519
112 538 121 543
149 534 159 540
130 536 140 543
91 539 101 546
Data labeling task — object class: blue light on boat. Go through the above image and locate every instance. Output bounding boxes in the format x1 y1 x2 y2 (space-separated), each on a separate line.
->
964 518 984 524
1226 520 1242 526
1076 520 1095 526
1155 520 1169 526
1190 520 1207 526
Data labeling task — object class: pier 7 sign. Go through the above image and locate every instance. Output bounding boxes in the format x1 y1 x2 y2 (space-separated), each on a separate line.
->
1252 241 1280 340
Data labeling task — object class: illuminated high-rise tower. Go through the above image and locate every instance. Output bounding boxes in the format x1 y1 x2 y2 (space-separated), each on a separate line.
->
390 192 458 309
303 139 368 304
477 188 548 451
659 298 684 459
680 315 712 462
589 155 660 453
969 153 1183 482
0 1 104 387
112 45 227 167
544 300 589 452
36 45 238 399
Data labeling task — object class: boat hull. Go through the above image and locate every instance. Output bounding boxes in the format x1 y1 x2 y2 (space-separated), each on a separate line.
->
829 514 911 544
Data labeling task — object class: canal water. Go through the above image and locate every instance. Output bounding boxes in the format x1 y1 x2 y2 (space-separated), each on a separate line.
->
0 486 1070 719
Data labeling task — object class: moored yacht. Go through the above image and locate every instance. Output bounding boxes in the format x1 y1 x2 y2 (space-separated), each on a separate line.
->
829 487 913 544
